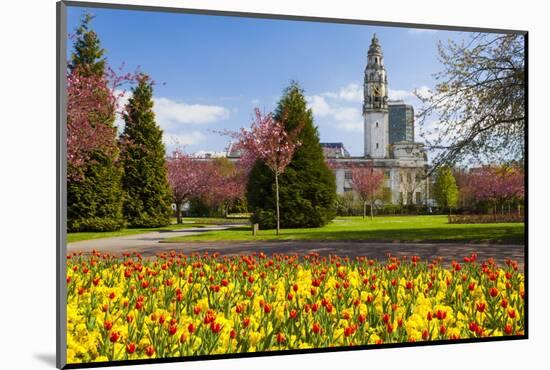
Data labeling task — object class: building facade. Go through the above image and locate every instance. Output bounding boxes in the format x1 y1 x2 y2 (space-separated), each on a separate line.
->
388 101 414 144
326 34 429 206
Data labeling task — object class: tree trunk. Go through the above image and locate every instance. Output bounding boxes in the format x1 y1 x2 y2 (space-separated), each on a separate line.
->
370 200 374 220
176 202 182 224
275 173 280 236
363 201 366 219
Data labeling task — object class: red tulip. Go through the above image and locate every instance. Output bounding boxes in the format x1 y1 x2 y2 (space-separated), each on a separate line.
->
109 331 120 343
504 324 513 335
169 325 177 336
210 321 221 334
422 329 429 340
501 299 508 308
126 342 136 354
312 322 322 335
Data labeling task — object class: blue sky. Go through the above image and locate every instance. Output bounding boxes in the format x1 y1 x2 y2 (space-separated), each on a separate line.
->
67 6 474 156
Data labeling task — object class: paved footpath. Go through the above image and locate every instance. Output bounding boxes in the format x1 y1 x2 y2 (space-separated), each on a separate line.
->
68 226 525 270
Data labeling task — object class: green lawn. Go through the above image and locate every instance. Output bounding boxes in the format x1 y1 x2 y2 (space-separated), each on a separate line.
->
162 215 525 244
67 222 209 243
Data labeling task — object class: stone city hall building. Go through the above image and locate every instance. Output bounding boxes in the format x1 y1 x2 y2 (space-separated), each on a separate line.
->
225 34 430 206
321 34 429 206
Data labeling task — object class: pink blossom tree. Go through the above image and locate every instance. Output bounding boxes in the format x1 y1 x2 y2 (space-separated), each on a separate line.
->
351 164 385 220
227 108 302 235
200 159 247 216
166 150 213 224
67 65 135 181
468 165 524 218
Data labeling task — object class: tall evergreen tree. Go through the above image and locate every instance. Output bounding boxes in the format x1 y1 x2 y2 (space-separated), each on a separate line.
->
67 13 125 232
120 74 173 227
68 12 105 77
247 82 337 228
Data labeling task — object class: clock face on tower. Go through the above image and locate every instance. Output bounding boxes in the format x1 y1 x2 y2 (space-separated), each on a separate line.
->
373 85 381 97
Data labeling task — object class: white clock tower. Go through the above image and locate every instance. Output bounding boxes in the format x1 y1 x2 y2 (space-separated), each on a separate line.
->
363 34 389 158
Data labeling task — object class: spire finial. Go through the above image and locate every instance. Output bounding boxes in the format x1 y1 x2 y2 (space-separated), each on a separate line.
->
368 33 382 55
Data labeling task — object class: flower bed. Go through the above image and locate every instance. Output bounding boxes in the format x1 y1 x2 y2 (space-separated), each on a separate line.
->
448 214 524 224
66 251 524 363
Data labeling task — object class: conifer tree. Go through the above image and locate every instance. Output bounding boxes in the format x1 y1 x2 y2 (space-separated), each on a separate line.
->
247 82 337 228
67 13 125 232
68 12 105 77
120 74 173 227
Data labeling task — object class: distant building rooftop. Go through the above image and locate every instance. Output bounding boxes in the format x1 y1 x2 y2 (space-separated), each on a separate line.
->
388 99 407 105
321 142 350 158
226 142 241 158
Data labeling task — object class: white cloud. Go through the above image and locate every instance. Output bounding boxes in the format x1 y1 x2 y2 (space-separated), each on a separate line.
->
307 83 433 134
162 131 206 147
113 89 131 132
322 83 363 102
307 95 333 117
113 91 230 133
414 86 432 99
388 85 432 110
388 88 416 101
306 94 363 132
153 97 230 127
